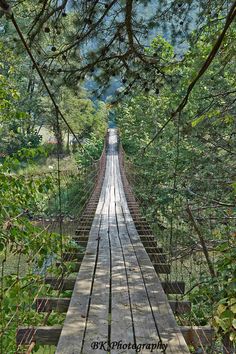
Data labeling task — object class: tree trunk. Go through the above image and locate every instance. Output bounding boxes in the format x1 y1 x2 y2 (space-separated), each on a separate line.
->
52 110 63 154
66 128 70 154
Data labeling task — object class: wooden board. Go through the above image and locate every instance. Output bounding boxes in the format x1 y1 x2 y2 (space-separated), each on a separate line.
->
109 151 135 353
116 143 189 353
82 153 111 354
55 211 102 353
55 129 190 354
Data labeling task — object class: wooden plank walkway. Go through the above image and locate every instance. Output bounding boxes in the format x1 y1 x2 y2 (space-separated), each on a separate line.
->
56 129 190 354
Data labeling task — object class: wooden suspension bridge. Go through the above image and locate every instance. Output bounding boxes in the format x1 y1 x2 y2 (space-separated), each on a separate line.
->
17 129 214 353
56 128 189 354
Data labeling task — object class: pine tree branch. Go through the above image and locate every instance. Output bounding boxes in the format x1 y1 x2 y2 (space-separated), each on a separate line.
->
144 0 236 151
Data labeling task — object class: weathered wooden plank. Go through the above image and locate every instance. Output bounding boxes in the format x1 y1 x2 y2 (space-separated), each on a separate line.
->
126 240 189 352
135 228 153 234
72 235 89 242
153 263 171 274
180 326 214 347
76 227 92 231
110 154 135 353
55 259 97 352
44 277 76 290
19 325 213 349
169 301 191 315
145 246 164 253
117 158 189 353
161 281 185 295
55 148 109 354
55 211 101 353
139 234 155 239
75 230 90 236
36 298 70 313
16 326 62 345
82 165 111 354
148 253 167 263
115 165 162 354
141 240 163 249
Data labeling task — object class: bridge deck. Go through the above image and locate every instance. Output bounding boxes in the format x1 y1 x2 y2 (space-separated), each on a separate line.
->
56 129 189 353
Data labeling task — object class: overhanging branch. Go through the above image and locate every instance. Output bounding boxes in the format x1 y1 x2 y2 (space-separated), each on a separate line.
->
144 0 236 151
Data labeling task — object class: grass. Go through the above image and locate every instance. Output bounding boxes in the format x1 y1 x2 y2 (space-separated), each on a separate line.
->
17 154 78 176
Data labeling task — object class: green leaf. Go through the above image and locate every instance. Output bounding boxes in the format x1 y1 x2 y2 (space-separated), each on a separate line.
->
191 115 206 127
